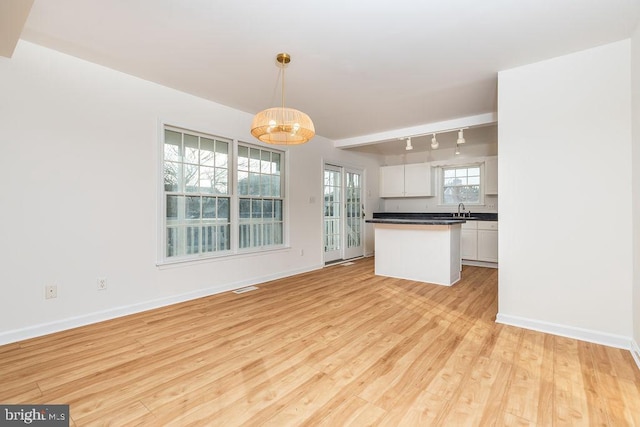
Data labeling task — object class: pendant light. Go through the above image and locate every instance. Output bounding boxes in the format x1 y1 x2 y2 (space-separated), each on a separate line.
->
251 53 315 145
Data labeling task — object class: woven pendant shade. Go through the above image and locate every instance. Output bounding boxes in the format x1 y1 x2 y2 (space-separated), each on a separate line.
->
251 107 315 145
251 53 315 145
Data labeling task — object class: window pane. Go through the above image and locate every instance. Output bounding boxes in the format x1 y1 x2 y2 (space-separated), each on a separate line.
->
184 163 198 193
164 130 182 161
239 199 251 219
214 168 228 194
166 227 180 257
184 134 199 164
249 173 260 196
166 195 180 219
202 197 216 219
200 166 215 193
215 141 229 168
260 174 271 196
186 226 200 254
444 169 455 178
468 176 480 185
202 225 214 253
249 148 261 172
272 153 281 174
239 224 250 248
274 222 283 244
271 175 281 197
261 151 271 173
164 162 179 192
186 196 201 219
200 138 215 166
238 171 249 195
218 198 230 221
275 200 283 220
468 167 480 176
238 145 249 171
263 199 274 219
252 199 263 219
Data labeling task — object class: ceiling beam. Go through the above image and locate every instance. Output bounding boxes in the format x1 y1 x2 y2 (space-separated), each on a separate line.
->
0 0 34 58
333 112 497 148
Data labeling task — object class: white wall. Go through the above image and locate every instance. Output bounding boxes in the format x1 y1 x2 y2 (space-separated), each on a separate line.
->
632 23 640 356
498 40 633 347
0 41 382 344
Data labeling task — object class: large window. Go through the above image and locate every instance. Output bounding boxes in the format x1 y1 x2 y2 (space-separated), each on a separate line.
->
441 164 481 205
162 126 285 262
237 145 283 249
164 128 231 258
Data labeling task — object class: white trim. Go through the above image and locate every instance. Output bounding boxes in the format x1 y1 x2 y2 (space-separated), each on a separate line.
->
496 313 633 350
632 340 640 371
0 263 323 346
462 259 498 269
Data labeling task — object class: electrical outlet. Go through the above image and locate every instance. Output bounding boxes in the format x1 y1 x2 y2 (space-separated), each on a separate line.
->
300 249 304 256
45 285 57 299
97 277 107 291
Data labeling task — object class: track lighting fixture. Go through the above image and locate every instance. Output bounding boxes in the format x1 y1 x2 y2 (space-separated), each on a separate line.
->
455 144 461 155
431 133 439 149
457 129 466 144
405 137 413 151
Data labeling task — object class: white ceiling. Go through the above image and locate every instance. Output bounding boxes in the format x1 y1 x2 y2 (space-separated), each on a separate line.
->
10 0 640 152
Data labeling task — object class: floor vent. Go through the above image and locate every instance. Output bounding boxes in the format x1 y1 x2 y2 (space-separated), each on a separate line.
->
233 286 259 294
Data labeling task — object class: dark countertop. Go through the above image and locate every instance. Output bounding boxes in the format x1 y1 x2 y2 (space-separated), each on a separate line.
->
366 218 466 225
372 212 498 221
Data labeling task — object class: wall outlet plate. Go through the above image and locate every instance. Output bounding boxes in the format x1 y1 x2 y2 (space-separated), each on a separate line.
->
97 277 107 291
45 285 57 299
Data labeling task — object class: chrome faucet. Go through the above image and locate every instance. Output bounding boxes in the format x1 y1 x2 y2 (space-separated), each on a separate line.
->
457 202 465 217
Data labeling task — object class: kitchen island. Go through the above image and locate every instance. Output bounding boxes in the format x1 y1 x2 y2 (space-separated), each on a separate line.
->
366 217 466 286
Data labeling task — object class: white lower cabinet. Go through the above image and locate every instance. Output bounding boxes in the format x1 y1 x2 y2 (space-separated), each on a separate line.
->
461 221 478 260
462 220 498 264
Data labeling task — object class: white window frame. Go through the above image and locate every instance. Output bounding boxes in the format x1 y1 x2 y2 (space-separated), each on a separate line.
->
439 162 485 206
158 124 287 265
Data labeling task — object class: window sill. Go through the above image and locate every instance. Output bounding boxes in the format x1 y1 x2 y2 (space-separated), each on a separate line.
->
156 245 291 269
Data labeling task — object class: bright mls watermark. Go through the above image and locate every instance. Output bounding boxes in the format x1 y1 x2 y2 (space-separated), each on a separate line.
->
0 405 69 426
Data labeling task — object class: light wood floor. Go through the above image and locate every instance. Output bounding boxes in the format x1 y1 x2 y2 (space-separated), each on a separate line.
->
1 258 639 426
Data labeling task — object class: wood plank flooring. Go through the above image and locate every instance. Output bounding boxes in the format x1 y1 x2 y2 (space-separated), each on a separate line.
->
1 257 639 426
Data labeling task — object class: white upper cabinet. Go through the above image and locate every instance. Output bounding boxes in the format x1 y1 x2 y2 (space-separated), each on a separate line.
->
485 156 498 195
379 164 406 197
380 163 433 198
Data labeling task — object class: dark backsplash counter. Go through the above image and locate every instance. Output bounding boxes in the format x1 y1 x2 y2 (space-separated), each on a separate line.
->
373 212 498 221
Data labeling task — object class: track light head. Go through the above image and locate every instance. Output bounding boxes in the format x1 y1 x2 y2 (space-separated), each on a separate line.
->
457 129 466 144
405 137 413 151
431 133 439 149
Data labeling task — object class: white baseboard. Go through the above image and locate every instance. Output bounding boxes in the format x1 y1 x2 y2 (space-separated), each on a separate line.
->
0 263 323 346
632 340 640 371
496 313 633 350
462 260 498 269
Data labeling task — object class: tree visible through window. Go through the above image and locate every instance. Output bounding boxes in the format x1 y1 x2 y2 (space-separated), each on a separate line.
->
442 165 481 204
237 145 283 249
162 126 286 262
164 128 231 258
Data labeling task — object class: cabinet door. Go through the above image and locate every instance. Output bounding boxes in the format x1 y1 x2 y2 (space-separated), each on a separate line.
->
379 165 405 197
477 230 498 262
404 163 433 197
461 229 478 260
485 156 498 195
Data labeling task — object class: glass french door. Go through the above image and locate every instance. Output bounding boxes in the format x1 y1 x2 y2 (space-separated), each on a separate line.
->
323 164 364 263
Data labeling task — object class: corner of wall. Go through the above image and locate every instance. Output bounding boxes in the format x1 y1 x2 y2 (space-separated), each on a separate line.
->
633 339 640 371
